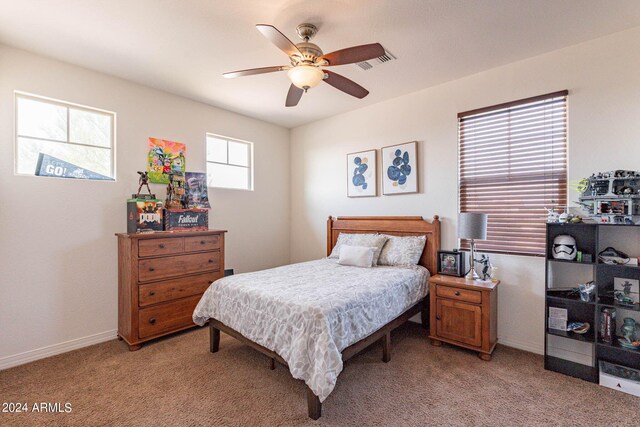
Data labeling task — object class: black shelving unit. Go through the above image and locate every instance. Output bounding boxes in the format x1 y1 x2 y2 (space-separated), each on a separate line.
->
544 222 640 383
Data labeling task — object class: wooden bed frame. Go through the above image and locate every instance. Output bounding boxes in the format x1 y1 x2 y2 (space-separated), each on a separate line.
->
209 215 441 420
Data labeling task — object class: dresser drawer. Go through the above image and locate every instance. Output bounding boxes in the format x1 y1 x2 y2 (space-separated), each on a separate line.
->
138 251 221 282
436 285 482 304
138 295 201 339
138 271 222 307
184 234 221 253
138 238 184 257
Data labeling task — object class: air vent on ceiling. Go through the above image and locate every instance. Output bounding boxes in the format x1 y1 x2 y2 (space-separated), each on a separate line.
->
355 49 396 71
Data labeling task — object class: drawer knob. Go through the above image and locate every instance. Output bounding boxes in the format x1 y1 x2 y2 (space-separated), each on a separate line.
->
149 318 156 325
149 291 156 296
208 259 214 263
200 240 206 245
436 315 441 320
454 291 461 296
159 244 165 249
149 267 155 272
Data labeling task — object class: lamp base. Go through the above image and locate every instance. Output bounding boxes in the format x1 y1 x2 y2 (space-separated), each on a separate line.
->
465 240 479 280
465 268 480 280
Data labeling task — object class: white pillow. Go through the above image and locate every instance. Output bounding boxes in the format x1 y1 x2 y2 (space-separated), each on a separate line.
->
377 234 427 266
328 233 388 265
338 245 376 268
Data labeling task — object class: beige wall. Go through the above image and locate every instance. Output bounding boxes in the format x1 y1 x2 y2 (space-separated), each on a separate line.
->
290 27 640 354
2 25 639 368
0 45 290 367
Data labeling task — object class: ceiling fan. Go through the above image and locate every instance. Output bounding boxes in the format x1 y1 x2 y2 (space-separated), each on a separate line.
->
223 23 385 107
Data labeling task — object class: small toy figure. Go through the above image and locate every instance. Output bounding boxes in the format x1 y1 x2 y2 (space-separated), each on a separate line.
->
545 207 560 223
137 171 152 195
165 173 184 209
475 254 493 280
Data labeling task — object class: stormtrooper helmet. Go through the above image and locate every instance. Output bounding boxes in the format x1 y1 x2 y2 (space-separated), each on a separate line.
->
553 235 577 260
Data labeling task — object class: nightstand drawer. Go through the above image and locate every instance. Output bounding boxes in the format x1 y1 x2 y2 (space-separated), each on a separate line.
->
436 285 482 304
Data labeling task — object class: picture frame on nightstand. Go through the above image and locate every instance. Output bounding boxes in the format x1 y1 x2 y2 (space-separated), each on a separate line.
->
437 250 465 277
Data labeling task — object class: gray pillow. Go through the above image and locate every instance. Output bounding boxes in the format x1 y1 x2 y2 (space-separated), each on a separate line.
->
377 234 427 266
329 233 389 265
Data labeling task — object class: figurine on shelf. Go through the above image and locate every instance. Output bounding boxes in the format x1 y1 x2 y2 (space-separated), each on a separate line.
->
559 207 569 223
137 171 152 195
475 254 493 281
165 173 185 209
545 207 560 223
578 281 595 302
614 289 636 306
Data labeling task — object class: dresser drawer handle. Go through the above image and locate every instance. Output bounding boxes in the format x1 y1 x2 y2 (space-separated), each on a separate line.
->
454 291 461 296
208 259 214 263
159 244 165 249
149 267 155 272
148 318 156 325
436 315 441 320
149 291 156 296
200 240 206 245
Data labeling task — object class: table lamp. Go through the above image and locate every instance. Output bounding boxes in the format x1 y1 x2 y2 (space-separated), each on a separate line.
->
458 213 488 280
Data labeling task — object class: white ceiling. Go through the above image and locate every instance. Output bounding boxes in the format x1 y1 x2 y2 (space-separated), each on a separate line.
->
1 0 640 128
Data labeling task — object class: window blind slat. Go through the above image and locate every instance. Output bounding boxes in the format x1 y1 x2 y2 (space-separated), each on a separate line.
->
458 92 567 256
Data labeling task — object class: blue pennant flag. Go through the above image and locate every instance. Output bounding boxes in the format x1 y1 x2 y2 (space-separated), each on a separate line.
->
35 153 114 181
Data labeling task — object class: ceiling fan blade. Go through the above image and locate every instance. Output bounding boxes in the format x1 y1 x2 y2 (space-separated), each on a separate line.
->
319 43 385 66
285 84 304 107
223 66 289 78
322 70 369 99
256 24 302 57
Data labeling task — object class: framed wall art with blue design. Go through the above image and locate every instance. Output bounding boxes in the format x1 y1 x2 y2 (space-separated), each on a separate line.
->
381 141 418 195
347 149 377 197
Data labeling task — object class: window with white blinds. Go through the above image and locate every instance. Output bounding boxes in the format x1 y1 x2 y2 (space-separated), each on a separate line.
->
458 90 568 256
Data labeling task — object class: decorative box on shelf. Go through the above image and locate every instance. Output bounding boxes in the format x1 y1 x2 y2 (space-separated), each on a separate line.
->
127 198 163 233
164 208 208 231
600 360 640 397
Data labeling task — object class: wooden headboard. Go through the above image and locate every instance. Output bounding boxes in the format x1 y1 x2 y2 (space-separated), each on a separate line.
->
327 216 441 274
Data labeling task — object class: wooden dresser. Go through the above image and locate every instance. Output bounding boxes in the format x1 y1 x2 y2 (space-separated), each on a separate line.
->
116 230 226 351
428 274 499 360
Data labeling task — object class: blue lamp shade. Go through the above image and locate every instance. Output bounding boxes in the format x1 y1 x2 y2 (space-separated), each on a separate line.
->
458 213 488 240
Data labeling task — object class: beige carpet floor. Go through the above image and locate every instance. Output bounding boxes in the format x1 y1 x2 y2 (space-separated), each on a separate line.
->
1 322 638 426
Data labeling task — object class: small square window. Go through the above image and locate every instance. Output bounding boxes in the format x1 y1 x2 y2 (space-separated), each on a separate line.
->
206 134 253 191
15 92 115 180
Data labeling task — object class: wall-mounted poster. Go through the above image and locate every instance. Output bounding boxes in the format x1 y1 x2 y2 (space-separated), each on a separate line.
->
147 138 186 184
184 172 211 208
381 141 417 195
347 149 377 197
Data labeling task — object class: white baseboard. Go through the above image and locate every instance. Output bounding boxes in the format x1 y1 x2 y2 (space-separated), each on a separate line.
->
409 318 543 355
0 329 117 371
497 335 543 355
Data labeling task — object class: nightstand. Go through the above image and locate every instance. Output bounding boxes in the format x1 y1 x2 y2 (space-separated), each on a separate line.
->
428 274 499 361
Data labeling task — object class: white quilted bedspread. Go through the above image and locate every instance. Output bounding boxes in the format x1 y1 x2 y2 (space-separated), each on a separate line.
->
193 258 429 402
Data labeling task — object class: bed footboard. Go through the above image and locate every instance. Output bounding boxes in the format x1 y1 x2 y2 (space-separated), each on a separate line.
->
207 297 428 420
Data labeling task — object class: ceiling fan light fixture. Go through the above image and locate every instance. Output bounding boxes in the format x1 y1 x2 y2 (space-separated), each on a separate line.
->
287 65 324 91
